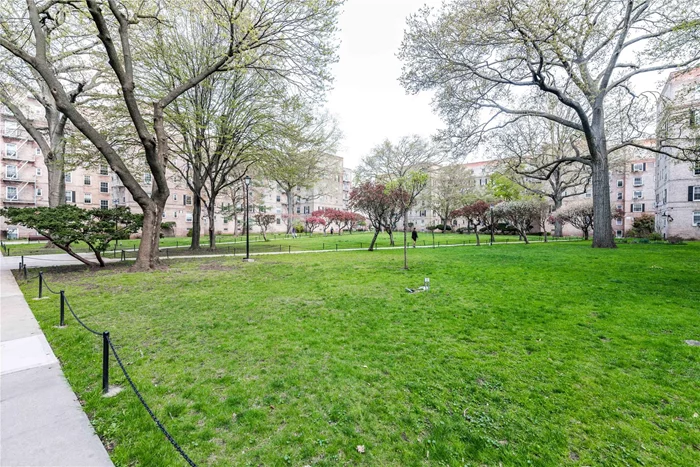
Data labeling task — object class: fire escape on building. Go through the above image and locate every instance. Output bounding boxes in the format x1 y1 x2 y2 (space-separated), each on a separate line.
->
2 124 38 206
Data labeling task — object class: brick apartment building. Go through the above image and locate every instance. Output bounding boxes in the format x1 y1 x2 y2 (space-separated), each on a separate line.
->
1 100 351 238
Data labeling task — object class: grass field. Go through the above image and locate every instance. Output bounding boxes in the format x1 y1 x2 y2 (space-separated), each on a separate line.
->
18 242 700 466
3 231 540 258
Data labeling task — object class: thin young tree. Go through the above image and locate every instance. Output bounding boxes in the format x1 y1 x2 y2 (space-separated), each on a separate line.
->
167 69 276 250
357 135 442 269
262 108 341 234
400 0 700 248
425 164 474 234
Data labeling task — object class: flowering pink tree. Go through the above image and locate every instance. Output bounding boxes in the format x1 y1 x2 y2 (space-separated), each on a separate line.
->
347 212 365 233
311 208 334 235
451 199 491 245
304 215 326 235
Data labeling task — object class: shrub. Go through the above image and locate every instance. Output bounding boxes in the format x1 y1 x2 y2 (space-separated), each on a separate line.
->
648 232 663 241
187 229 193 238
456 227 469 234
667 236 685 245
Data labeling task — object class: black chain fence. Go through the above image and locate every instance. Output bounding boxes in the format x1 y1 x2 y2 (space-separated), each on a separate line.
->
18 271 198 466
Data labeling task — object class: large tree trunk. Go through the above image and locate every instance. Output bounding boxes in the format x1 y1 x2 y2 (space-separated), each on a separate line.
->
134 203 163 270
368 228 380 251
589 109 616 249
285 191 294 234
191 192 202 249
45 148 66 207
552 197 563 237
590 156 616 248
207 202 216 250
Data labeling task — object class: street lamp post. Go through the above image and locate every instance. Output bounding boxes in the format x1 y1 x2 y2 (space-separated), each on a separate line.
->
490 204 495 246
243 175 253 262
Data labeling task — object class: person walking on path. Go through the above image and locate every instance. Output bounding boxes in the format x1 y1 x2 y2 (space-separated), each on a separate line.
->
411 227 418 248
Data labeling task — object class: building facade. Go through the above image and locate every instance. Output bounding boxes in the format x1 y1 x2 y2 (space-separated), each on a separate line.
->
1 101 352 238
655 67 700 239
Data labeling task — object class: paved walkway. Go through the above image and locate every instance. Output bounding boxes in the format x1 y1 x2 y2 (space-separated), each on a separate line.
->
4 239 569 270
0 255 113 466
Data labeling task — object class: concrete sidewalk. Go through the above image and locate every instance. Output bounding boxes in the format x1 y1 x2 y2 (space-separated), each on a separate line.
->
0 256 113 466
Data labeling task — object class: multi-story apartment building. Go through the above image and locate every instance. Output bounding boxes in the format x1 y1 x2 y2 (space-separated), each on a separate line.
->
2 100 352 238
655 67 700 239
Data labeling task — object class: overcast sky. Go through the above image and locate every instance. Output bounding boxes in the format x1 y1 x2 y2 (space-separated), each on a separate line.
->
326 0 670 170
325 0 443 169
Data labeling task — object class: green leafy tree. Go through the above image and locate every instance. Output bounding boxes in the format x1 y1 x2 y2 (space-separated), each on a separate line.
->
400 0 700 249
1 206 142 267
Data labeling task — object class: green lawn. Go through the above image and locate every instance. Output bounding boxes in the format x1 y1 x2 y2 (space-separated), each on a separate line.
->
5 231 551 258
18 242 700 466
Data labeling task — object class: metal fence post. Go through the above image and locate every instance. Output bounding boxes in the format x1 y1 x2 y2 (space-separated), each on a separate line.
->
288 245 291 254
59 291 65 327
21 255 24 269
102 332 110 394
38 272 43 298
23 264 27 280
336 244 338 251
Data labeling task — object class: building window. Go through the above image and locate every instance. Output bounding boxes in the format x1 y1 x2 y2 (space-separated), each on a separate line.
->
617 192 623 200
633 190 642 199
66 191 76 203
4 120 18 135
144 173 152 184
632 203 644 212
173 193 177 201
100 182 109 193
186 213 193 222
617 180 623 187
183 195 192 205
276 195 281 202
691 109 697 127
616 204 623 211
6 186 17 200
84 193 92 204
100 164 109 175
162 211 166 218
276 218 281 224
36 168 42 176
35 147 41 155
420 210 427 217
616 230 623 238
693 186 700 201
65 172 72 183
5 143 17 158
633 177 643 186
6 165 18 179
84 175 91 185
585 192 592 198
694 211 700 226
296 206 300 214
616 218 623 225
632 163 645 172
36 188 42 197
303 206 310 214
694 163 700 176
